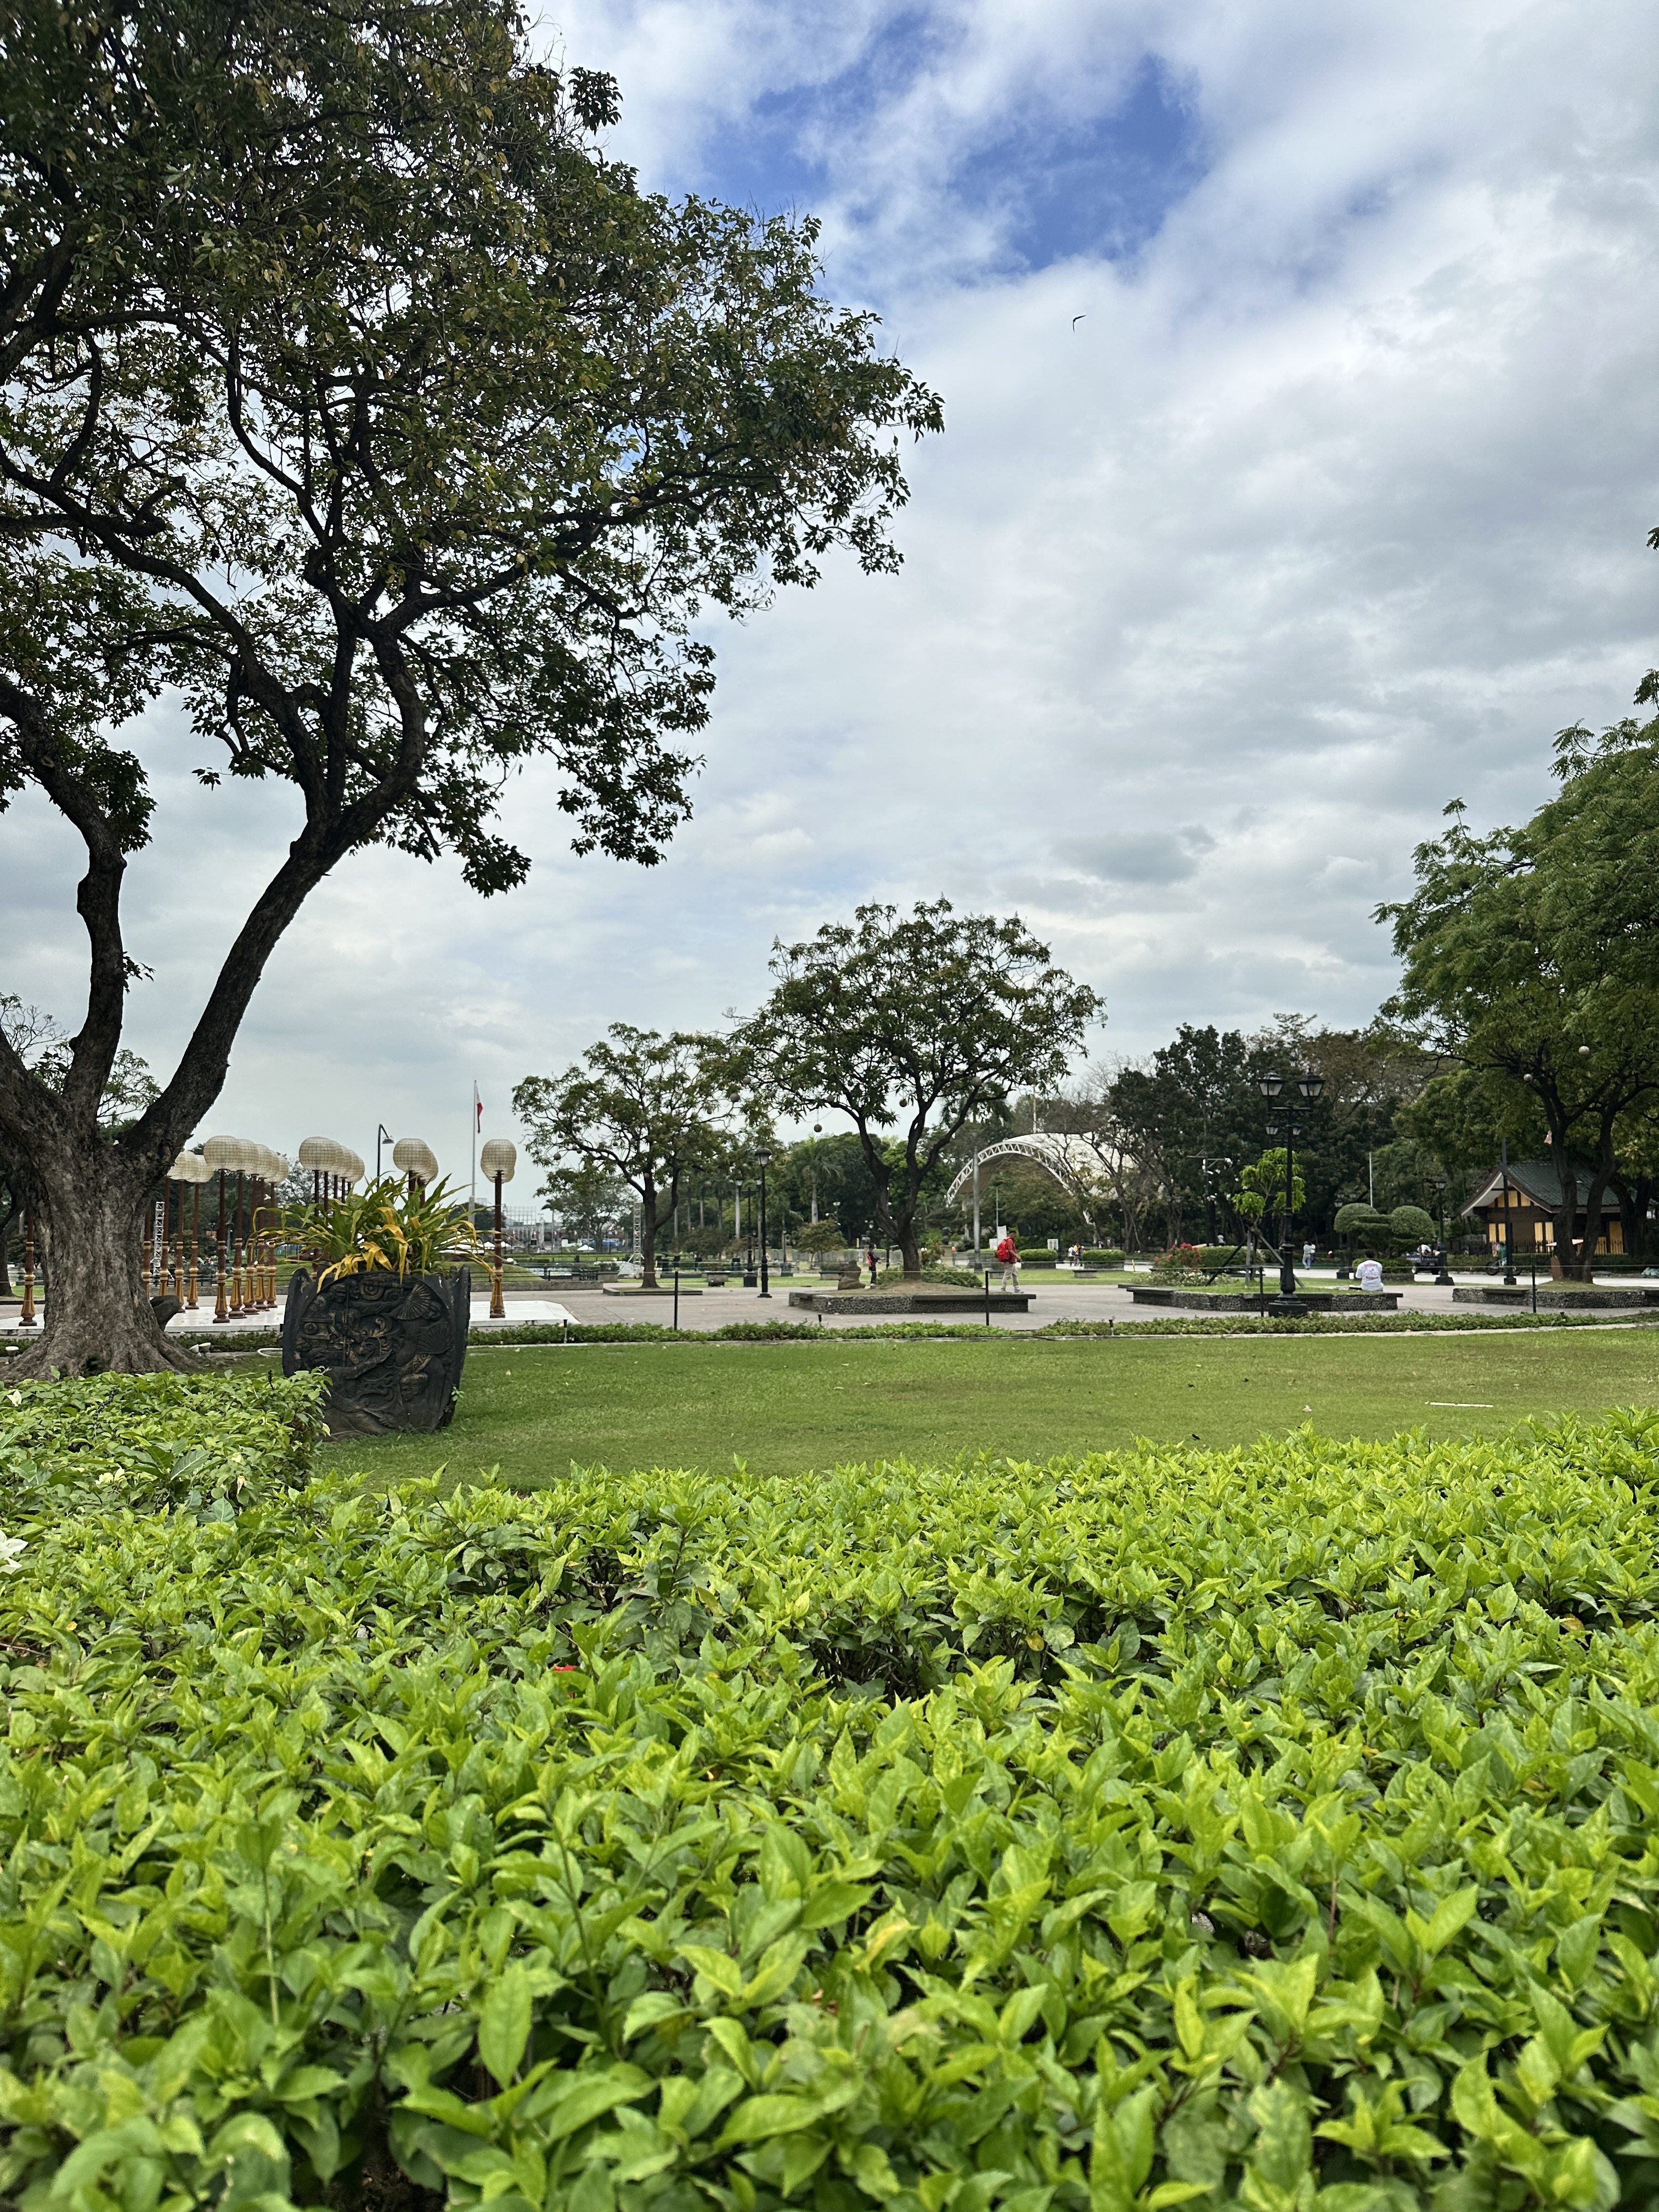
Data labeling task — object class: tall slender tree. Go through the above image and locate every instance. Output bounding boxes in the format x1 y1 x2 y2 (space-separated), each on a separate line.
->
0 0 940 1373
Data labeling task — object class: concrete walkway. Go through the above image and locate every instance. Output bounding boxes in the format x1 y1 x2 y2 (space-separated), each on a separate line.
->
482 1270 1647 1335
2 1271 1646 1341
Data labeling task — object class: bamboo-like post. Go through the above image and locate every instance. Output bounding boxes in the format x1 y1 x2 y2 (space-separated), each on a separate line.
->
492 1169 505 1318
171 1181 185 1304
230 1171 245 1315
188 1179 200 1310
18 1212 36 1328
213 1169 229 1323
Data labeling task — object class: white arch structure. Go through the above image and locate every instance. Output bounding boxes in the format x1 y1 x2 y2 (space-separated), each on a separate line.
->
945 1131 1144 1242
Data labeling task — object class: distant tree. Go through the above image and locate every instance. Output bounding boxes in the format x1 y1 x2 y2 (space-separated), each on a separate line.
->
0 0 941 1374
1233 1147 1306 1252
1333 1200 1388 1264
1381 712 1659 1276
541 1161 629 1251
771 1131 885 1246
515 1028 730 1288
789 1220 848 1255
735 902 1101 1277
1105 1020 1427 1245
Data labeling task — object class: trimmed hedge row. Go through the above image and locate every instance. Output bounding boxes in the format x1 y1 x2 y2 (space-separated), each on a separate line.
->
4 1383 1659 2210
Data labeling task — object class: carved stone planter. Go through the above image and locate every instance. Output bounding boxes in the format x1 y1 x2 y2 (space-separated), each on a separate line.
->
282 1267 470 1435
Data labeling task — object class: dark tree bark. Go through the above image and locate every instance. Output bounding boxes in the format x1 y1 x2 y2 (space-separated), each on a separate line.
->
1613 1170 1655 1262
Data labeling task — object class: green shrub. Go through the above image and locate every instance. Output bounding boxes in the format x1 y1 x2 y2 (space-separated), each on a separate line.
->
9 1387 1659 2209
0 1368 325 1515
1079 1248 1127 1268
1390 1204 1440 1250
876 1266 986 1289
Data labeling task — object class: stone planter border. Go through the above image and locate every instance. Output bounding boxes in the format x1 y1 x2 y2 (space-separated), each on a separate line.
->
788 1289 1035 1314
1128 1288 1403 1312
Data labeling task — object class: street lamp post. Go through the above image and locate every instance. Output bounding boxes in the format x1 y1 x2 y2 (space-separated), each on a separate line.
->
480 1138 516 1318
1258 1068 1324 1300
1498 1136 1517 1285
753 1145 772 1299
1430 1175 1454 1284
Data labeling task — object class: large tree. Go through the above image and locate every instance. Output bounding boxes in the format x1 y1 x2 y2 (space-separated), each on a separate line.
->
735 901 1101 1277
0 0 940 1373
515 1027 730 1288
1381 713 1659 1276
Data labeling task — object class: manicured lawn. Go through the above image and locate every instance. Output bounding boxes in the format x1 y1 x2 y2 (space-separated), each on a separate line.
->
316 1326 1659 1488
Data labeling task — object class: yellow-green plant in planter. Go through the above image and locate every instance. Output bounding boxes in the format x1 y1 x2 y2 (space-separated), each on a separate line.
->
284 1175 478 1283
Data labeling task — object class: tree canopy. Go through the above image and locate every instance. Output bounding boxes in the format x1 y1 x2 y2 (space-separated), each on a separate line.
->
1380 715 1659 1274
514 1026 731 1287
0 0 940 1371
735 901 1101 1276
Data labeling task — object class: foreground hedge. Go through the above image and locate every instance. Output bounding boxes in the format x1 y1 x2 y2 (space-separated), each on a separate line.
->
3 1385 1659 2209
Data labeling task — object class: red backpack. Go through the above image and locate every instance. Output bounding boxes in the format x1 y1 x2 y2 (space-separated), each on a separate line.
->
995 1237 1017 1265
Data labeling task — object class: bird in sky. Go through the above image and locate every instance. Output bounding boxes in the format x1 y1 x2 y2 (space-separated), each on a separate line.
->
1071 314 1086 330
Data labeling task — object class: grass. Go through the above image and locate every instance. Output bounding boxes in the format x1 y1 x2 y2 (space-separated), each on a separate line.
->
316 1325 1659 1489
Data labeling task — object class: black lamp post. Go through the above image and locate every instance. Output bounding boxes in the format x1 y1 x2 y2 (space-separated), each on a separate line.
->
753 1144 772 1299
1259 1066 1324 1299
1429 1175 1454 1284
1499 1135 1517 1285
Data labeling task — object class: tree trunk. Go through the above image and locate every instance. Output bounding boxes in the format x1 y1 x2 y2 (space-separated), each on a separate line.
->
1565 1123 1620 1281
1614 1172 1654 1262
7 1135 198 1377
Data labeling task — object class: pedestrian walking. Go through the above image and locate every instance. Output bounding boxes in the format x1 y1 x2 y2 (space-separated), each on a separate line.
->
995 1232 1019 1289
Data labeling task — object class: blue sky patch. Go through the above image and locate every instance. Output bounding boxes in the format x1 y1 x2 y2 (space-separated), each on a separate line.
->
974 57 1207 270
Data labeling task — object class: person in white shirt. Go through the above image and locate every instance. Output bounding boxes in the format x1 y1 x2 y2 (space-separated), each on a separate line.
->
1356 1255 1384 1291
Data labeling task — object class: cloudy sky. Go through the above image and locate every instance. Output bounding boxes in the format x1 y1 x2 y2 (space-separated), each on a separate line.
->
5 0 1657 1189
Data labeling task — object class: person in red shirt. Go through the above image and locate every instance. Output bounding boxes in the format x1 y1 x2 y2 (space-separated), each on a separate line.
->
994 1233 1019 1289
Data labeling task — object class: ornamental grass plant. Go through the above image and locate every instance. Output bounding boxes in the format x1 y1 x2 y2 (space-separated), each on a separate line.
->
4 1378 1659 2209
281 1176 479 1285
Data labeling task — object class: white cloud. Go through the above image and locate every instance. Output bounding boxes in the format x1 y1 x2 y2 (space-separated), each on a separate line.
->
4 0 1656 1182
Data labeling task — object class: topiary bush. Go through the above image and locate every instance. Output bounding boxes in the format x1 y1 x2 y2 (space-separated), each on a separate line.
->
1390 1203 1441 1250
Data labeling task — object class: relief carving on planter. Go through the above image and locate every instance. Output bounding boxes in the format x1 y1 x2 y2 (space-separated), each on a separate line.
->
281 1267 470 1434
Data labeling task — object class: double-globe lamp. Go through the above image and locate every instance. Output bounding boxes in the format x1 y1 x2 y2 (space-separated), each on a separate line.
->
1257 1066 1324 1299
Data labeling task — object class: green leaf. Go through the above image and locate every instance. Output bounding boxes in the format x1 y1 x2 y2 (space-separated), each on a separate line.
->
1420 1886 1479 1956
478 1963 532 2089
